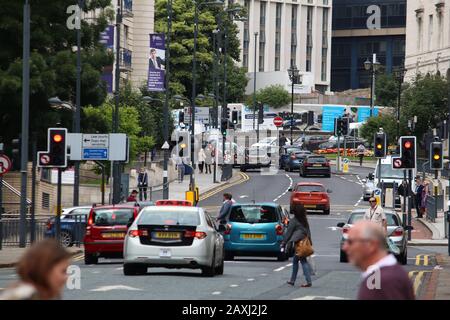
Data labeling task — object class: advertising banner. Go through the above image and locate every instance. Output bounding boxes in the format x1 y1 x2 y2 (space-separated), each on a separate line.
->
148 33 166 92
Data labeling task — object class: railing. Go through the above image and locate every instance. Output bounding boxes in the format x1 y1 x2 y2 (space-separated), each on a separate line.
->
0 217 48 248
426 196 438 223
120 48 132 71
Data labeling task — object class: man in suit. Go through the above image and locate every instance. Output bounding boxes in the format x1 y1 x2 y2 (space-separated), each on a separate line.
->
149 48 164 70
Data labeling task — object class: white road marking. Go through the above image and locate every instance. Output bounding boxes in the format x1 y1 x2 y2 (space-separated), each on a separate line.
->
294 296 347 300
91 285 143 292
230 284 239 288
212 291 222 295
91 271 100 274
247 278 255 282
115 267 123 271
239 195 249 199
327 227 339 231
224 261 249 264
311 254 340 258
273 174 293 202
260 273 268 276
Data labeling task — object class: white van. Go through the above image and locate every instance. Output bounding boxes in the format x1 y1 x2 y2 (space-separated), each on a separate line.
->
374 155 416 190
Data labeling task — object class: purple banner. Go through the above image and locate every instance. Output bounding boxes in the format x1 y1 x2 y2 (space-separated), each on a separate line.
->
99 25 114 49
100 26 115 93
148 33 166 92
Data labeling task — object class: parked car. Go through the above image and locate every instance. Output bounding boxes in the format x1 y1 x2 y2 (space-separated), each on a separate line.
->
45 206 92 247
240 147 271 172
302 135 330 152
123 205 224 276
251 137 291 153
337 209 412 264
83 204 141 264
299 155 331 177
289 183 332 215
362 173 376 201
279 146 303 169
222 203 290 261
285 150 311 172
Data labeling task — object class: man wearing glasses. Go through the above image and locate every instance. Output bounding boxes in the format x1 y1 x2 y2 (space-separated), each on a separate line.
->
364 197 387 234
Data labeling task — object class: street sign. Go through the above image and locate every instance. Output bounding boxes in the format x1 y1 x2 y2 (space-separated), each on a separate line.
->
342 158 349 173
161 141 170 150
273 116 283 127
82 134 109 148
393 158 403 169
0 154 12 176
39 153 50 165
83 148 108 160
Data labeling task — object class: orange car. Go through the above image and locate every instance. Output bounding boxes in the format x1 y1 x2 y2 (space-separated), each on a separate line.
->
289 182 332 215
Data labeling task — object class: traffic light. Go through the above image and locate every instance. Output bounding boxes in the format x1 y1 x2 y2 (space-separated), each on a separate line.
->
48 128 67 167
11 136 21 170
335 117 346 136
178 111 184 124
374 132 387 158
430 141 443 170
307 111 314 126
399 136 416 169
221 119 228 136
341 117 349 136
232 110 238 124
258 103 264 124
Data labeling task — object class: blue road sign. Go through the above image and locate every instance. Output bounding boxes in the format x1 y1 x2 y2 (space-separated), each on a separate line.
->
83 148 108 160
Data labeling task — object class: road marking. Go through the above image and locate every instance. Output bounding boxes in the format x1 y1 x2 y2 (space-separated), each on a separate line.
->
415 254 430 266
115 267 123 271
199 173 250 201
247 278 255 282
328 226 339 231
354 196 363 207
409 270 432 297
311 254 339 258
91 285 143 292
212 291 222 295
260 273 268 276
294 296 347 300
273 174 293 202
230 284 239 288
239 195 249 199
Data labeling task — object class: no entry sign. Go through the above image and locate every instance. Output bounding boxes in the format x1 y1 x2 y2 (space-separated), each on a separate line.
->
273 116 283 127
0 154 12 176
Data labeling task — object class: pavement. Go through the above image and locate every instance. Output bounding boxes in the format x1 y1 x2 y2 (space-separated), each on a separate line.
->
0 246 83 268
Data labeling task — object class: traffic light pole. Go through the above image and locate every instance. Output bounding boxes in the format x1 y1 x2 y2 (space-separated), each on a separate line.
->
402 170 407 229
56 168 62 243
337 134 341 172
408 169 412 240
377 158 382 187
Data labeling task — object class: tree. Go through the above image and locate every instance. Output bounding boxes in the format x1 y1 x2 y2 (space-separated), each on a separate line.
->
375 73 398 107
360 114 397 146
246 85 290 109
0 0 114 160
400 74 449 141
154 0 248 102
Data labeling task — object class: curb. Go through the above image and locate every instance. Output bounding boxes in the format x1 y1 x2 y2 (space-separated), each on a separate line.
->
0 249 83 269
417 218 444 240
329 160 376 171
408 240 448 246
199 172 250 201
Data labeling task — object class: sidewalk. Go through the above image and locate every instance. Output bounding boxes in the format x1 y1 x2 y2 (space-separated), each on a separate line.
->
0 246 83 268
424 254 450 300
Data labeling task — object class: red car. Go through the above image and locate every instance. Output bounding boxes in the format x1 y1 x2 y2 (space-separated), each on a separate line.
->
83 204 140 264
289 182 332 215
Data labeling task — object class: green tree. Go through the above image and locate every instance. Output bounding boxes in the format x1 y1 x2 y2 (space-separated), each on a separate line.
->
0 0 114 159
360 114 397 146
375 73 399 107
246 85 291 109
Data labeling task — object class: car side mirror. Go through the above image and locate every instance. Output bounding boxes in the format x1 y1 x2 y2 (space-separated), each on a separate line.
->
337 222 345 228
288 188 293 192
217 224 226 232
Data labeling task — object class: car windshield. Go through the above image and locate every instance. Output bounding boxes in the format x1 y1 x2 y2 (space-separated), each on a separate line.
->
297 185 325 192
138 210 200 226
295 152 310 158
307 157 327 163
378 163 405 179
349 213 399 226
258 137 276 144
229 206 278 224
286 147 302 154
92 209 134 226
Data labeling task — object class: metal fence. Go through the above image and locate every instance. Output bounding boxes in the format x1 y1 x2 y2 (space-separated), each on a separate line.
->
0 217 48 248
426 196 438 223
418 158 450 178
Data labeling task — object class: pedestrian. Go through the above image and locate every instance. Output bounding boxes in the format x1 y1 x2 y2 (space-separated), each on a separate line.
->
414 176 424 218
357 143 365 166
282 205 313 287
127 190 138 202
216 193 235 224
204 144 213 174
137 167 149 201
174 155 185 183
343 220 415 300
421 181 430 218
151 147 156 162
364 197 387 234
279 133 288 147
198 147 206 173
0 239 71 300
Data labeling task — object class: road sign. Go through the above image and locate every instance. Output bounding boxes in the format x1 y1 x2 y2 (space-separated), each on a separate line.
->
39 153 50 165
393 158 402 169
342 158 349 173
0 154 12 176
161 141 170 150
82 134 109 148
83 148 108 160
273 116 283 127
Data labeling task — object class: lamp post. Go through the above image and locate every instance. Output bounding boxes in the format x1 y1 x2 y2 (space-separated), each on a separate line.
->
288 65 300 143
252 32 258 130
393 66 406 141
212 30 219 129
364 54 381 118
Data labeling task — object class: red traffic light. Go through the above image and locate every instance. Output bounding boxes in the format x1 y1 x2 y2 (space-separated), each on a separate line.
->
404 141 411 149
53 134 63 143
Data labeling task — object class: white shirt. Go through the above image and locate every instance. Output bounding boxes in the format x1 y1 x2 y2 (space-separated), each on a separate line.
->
362 254 397 278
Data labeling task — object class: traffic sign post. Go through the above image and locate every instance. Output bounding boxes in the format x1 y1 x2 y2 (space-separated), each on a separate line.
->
273 116 283 127
343 158 349 173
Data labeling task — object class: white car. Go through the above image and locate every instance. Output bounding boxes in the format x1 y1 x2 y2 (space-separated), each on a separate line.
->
251 137 291 151
123 206 225 277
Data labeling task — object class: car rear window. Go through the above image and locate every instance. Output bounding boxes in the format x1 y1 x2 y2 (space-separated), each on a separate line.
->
92 209 135 226
138 210 200 226
349 213 399 226
296 185 325 192
295 152 310 158
229 206 278 223
307 157 327 163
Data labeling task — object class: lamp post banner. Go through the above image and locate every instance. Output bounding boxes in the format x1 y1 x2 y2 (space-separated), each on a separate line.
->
148 33 166 92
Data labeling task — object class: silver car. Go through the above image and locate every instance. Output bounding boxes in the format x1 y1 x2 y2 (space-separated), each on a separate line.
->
123 206 225 277
362 174 376 201
337 209 411 265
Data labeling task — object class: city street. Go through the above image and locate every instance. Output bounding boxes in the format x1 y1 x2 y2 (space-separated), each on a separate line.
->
0 167 442 300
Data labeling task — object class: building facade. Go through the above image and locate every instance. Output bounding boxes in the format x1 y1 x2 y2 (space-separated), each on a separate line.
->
331 0 406 91
405 0 450 81
235 0 332 95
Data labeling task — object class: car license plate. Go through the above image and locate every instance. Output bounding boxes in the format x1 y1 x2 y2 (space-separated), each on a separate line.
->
242 233 265 240
159 248 171 258
304 205 316 208
313 164 322 167
154 232 181 239
102 232 125 238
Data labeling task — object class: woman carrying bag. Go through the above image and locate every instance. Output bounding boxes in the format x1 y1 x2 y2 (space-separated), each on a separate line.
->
282 205 314 287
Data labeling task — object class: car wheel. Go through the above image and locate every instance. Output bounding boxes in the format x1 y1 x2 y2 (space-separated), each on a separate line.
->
398 249 407 265
60 231 73 247
123 264 147 276
84 253 98 265
277 252 288 261
201 253 216 277
224 252 234 261
215 254 224 275
240 167 246 172
339 250 348 263
323 209 330 215
326 174 331 178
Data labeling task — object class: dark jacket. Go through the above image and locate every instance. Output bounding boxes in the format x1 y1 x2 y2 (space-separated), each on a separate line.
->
283 217 311 245
217 200 234 222
138 172 148 187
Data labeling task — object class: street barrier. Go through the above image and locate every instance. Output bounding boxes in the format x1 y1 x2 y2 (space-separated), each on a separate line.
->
0 217 47 248
426 196 437 223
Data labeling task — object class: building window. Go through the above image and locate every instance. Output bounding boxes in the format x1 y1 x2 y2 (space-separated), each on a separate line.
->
321 8 329 81
275 3 282 71
242 0 250 69
428 15 433 51
259 1 266 72
306 6 313 72
291 4 298 67
124 25 129 49
417 17 423 52
42 192 50 209
437 13 442 48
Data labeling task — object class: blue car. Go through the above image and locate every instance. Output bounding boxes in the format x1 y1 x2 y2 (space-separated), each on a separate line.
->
223 203 290 261
285 150 311 172
279 146 303 169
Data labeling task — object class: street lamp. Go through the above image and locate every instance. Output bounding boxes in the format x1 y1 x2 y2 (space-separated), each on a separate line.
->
288 65 300 143
48 97 77 112
364 56 381 118
393 66 406 140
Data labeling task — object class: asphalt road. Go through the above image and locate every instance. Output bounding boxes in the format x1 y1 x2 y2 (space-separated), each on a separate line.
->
0 166 441 300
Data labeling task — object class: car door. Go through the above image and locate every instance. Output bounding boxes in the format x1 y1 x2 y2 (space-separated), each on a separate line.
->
205 211 223 265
